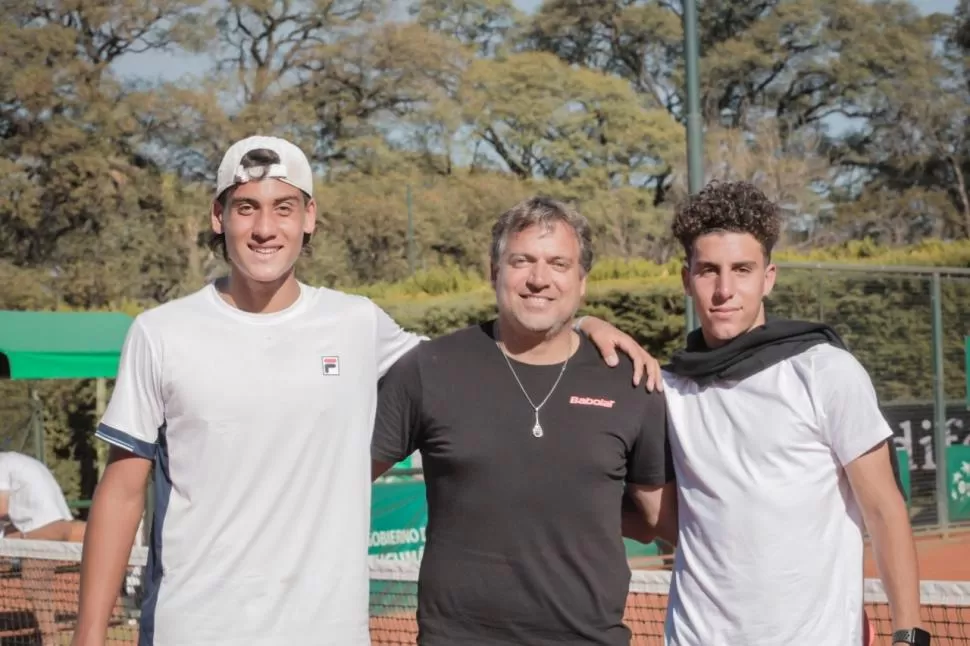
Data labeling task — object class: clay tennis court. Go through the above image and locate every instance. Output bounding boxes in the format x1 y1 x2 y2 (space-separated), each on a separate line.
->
864 528 970 581
374 529 970 646
1 531 969 645
863 528 970 645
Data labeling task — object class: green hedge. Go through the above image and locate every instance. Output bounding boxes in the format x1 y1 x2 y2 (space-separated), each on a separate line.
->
370 240 970 405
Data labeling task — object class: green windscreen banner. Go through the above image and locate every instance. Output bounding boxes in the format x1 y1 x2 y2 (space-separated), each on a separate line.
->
948 444 970 523
624 538 662 559
369 479 428 563
0 310 134 380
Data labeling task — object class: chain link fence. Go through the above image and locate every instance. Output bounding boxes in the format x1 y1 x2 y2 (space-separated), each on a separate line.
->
0 382 36 458
769 262 970 531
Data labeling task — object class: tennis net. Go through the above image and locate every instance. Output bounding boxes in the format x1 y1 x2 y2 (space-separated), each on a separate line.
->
0 540 967 645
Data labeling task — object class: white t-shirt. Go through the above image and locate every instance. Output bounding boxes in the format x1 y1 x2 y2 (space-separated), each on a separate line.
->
96 282 422 646
0 452 73 534
661 343 892 646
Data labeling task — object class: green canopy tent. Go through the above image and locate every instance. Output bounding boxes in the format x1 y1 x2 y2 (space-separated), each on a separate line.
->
0 310 134 465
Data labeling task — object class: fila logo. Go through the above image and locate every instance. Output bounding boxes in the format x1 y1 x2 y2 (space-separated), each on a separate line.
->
569 396 615 409
322 356 340 376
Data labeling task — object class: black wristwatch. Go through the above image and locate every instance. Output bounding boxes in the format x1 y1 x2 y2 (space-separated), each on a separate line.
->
892 628 931 646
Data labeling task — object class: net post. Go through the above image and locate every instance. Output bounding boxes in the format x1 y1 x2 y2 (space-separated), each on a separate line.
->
406 184 415 276
931 271 948 533
29 384 45 466
965 335 969 411
682 0 702 340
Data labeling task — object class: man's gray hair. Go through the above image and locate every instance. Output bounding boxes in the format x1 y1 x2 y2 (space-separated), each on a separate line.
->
489 196 594 275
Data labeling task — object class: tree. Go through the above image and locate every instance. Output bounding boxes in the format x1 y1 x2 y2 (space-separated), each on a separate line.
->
834 9 969 241
413 0 524 57
525 0 682 113
663 117 831 245
461 51 683 188
294 23 471 175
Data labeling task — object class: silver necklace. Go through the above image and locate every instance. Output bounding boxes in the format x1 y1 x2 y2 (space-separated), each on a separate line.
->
497 331 572 439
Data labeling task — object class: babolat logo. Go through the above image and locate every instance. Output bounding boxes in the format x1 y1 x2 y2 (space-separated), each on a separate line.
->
569 396 616 408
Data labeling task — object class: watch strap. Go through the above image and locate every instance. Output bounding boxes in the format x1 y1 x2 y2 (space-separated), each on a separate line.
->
892 628 931 646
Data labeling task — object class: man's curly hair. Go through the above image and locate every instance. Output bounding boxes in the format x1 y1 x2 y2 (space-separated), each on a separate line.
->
672 180 781 263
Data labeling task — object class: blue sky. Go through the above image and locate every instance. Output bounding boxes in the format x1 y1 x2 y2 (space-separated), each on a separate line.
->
112 0 959 82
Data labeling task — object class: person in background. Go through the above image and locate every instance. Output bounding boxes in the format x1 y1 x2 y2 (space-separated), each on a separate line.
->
0 451 83 542
0 450 86 645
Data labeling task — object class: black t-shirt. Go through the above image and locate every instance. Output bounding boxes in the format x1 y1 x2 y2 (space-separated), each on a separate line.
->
372 321 673 646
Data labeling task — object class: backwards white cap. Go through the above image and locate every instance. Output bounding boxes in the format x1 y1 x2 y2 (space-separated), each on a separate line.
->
215 135 314 199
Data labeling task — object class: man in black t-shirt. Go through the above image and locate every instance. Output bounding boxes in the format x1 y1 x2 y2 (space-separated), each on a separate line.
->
372 196 677 646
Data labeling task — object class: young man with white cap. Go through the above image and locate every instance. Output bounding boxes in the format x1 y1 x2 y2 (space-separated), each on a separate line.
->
71 135 664 646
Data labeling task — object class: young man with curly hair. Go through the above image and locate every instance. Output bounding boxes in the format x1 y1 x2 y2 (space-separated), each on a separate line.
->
649 181 927 646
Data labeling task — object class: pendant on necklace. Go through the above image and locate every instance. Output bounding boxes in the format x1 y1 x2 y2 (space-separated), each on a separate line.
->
532 422 544 438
